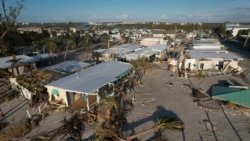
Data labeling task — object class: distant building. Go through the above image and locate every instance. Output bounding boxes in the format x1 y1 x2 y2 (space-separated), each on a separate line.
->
225 23 250 37
140 38 167 46
17 26 42 34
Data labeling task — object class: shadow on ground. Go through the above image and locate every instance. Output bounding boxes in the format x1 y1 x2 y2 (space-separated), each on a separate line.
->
123 105 184 141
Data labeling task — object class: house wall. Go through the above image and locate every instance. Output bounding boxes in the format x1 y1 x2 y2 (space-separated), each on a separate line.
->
46 86 69 106
197 60 214 70
151 49 167 58
140 40 160 47
126 54 139 61
185 59 197 71
153 34 165 38
186 58 227 71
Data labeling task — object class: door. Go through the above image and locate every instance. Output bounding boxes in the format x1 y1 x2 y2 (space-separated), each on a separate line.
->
66 92 75 105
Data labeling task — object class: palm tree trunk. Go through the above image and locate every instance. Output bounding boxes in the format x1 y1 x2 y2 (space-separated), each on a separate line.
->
64 46 68 62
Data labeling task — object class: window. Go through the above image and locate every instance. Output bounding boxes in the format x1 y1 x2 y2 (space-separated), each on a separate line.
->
52 89 59 96
200 63 204 70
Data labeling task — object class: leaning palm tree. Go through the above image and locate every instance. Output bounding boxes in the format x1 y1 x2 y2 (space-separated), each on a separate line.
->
6 54 24 76
126 116 184 140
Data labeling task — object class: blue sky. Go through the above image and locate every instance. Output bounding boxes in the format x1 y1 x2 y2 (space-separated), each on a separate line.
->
9 0 250 23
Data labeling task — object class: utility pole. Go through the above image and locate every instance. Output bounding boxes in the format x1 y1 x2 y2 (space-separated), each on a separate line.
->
244 31 250 48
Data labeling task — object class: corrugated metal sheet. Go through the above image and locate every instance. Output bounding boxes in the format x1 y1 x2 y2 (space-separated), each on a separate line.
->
46 61 133 93
212 86 250 108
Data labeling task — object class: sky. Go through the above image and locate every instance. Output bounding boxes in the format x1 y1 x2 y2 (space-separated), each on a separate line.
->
7 0 250 23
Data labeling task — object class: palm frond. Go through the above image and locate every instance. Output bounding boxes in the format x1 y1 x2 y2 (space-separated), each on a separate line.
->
157 116 184 131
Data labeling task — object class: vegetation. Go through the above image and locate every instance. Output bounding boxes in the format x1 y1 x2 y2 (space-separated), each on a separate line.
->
0 0 24 56
16 70 58 107
195 70 207 93
130 57 151 85
126 116 184 140
5 54 23 76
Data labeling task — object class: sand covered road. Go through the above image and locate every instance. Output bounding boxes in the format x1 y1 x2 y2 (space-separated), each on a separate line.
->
124 62 250 141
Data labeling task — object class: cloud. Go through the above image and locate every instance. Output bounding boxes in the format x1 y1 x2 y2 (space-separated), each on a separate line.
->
88 15 103 19
160 14 168 19
115 14 129 19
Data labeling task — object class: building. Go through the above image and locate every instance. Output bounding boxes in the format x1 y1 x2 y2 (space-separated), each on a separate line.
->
96 44 142 61
191 39 225 50
184 50 243 71
148 45 168 59
212 85 250 108
140 38 167 46
225 23 250 37
125 48 156 62
45 61 134 110
17 26 42 34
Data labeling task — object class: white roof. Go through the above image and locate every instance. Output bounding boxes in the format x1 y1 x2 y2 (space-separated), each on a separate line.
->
114 43 141 50
141 38 165 41
141 50 157 57
46 61 133 93
0 55 36 69
189 51 243 60
148 44 168 51
100 44 142 58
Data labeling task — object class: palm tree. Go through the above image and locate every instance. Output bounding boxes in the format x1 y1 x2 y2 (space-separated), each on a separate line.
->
95 96 128 141
6 54 23 76
42 37 60 64
130 57 150 84
63 37 75 61
79 33 92 59
179 51 189 77
195 70 207 92
126 116 184 140
58 115 84 141
102 33 111 48
92 51 102 64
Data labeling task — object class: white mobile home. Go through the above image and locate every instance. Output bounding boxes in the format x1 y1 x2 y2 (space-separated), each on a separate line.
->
185 51 243 71
45 61 133 110
148 45 168 59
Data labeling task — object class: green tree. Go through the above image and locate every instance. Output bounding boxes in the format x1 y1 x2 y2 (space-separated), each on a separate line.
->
42 37 60 64
195 70 207 92
63 37 75 61
130 57 150 85
79 33 92 59
92 51 102 63
0 0 24 56
101 33 110 48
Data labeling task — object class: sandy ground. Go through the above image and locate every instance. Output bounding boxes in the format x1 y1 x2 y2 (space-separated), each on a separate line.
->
123 62 250 141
